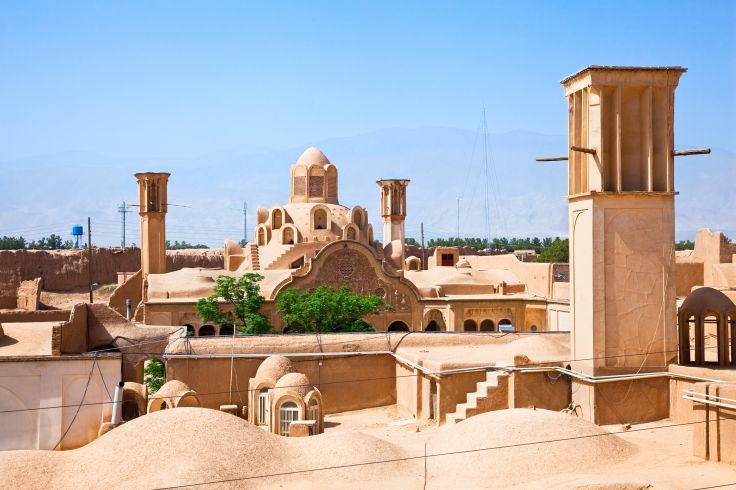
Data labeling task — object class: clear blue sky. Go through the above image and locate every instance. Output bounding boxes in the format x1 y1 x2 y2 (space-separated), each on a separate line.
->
1 0 734 161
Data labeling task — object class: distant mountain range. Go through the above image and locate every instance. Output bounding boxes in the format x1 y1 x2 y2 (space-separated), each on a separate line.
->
0 127 733 247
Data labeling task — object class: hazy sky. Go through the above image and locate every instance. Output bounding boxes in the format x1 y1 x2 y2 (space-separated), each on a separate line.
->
1 0 734 160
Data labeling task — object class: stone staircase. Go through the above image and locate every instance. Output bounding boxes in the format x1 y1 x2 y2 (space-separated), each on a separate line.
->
263 245 296 270
444 371 510 426
249 244 261 270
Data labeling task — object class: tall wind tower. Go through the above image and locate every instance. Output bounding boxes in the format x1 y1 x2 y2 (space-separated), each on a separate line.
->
377 179 410 269
135 172 170 276
563 66 685 423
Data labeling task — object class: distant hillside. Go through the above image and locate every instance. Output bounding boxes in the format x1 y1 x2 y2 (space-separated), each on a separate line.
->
0 127 732 246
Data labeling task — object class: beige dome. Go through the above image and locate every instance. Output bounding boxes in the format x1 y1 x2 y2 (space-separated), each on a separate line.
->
255 356 295 382
680 287 736 314
154 380 192 399
274 372 311 399
295 147 331 168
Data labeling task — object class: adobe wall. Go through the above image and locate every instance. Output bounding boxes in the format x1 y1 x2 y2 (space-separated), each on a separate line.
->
0 309 70 323
166 353 396 415
675 262 704 297
572 377 670 425
692 382 736 464
0 248 223 291
668 364 736 423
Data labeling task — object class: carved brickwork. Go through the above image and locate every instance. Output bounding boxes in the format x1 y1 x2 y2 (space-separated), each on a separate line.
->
309 248 413 313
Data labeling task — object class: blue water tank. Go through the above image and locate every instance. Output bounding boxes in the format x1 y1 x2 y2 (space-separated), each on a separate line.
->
71 225 84 236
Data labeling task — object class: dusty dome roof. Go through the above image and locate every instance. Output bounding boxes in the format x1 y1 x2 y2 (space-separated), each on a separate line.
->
295 147 331 167
255 355 295 382
274 372 312 399
680 287 736 314
153 380 193 399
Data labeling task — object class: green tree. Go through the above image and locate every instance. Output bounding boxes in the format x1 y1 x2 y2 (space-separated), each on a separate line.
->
275 284 389 333
195 273 271 334
405 237 420 247
144 359 165 394
676 240 695 251
0 236 27 249
536 238 569 263
166 240 209 249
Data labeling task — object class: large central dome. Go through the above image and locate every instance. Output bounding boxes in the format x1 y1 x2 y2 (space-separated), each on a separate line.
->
290 147 339 205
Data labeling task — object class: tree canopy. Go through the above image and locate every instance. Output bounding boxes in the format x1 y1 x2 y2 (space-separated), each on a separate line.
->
275 284 388 333
195 273 271 334
0 234 75 250
535 238 569 263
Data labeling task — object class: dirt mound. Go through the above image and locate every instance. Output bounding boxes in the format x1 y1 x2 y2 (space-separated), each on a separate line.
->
426 409 636 488
0 407 416 489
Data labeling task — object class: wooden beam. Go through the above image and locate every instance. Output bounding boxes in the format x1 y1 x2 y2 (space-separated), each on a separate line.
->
536 156 569 162
673 148 711 157
571 145 596 155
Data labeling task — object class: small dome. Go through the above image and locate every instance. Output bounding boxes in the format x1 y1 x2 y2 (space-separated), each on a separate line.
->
274 372 312 399
680 287 736 315
255 356 295 382
153 380 192 399
456 258 471 268
295 147 331 168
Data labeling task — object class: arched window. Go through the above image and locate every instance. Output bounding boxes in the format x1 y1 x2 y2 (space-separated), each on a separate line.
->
463 319 478 331
498 319 513 333
479 319 494 331
258 388 270 427
272 209 283 229
258 227 266 246
199 325 216 336
388 321 410 332
347 226 357 240
279 401 300 436
220 323 234 336
326 166 338 199
308 166 325 198
425 320 440 332
184 324 194 337
293 166 307 197
308 398 319 435
530 324 538 332
283 227 295 245
313 209 327 230
160 401 168 410
353 209 364 229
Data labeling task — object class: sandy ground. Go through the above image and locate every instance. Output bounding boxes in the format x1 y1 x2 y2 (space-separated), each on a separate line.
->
1 406 735 489
40 286 115 310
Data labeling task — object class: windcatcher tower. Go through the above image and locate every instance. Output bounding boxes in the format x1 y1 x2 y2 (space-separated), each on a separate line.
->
135 172 170 276
377 179 410 269
563 66 685 423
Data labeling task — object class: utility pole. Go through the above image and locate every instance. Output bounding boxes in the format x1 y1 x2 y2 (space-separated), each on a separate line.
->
243 201 247 245
456 197 461 241
87 216 93 303
118 201 130 248
420 222 426 270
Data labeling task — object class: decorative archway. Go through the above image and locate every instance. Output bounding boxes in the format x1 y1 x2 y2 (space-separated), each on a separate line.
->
388 320 410 332
199 325 216 336
425 320 440 331
282 226 296 245
272 209 283 229
463 319 478 331
423 309 446 331
220 324 235 336
479 319 495 331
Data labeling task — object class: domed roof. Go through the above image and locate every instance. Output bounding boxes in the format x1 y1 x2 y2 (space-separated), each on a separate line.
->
680 287 736 314
255 356 295 382
274 372 312 399
153 380 193 399
295 147 331 168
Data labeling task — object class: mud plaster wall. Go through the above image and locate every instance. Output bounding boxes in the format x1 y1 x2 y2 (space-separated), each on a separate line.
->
166 354 397 415
0 248 223 291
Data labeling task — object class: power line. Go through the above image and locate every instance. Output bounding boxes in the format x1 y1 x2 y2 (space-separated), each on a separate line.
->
152 417 729 489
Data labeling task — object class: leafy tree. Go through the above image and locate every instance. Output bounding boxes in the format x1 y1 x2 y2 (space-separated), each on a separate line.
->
166 240 209 250
0 235 27 249
405 237 420 247
536 238 569 263
195 273 271 334
275 284 389 333
676 240 695 251
144 359 165 394
238 239 248 247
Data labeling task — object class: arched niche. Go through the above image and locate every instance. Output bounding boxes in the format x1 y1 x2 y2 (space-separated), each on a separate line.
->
388 320 410 332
